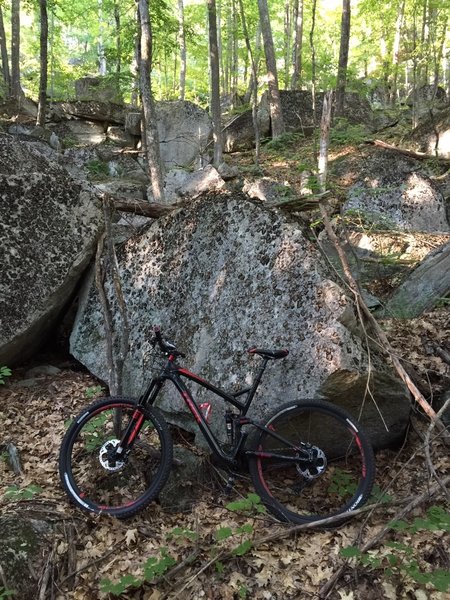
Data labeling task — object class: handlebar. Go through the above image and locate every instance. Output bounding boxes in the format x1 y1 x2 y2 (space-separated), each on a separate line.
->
151 326 186 357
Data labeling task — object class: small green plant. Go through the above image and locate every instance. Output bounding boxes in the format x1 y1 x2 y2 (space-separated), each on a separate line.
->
100 549 177 597
330 118 369 146
85 385 105 399
341 505 450 593
0 587 15 599
3 484 42 502
86 159 109 177
226 492 266 515
265 132 304 152
0 366 12 385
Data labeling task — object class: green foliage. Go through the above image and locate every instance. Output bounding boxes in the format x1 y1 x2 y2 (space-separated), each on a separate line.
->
0 366 12 385
100 549 177 597
3 484 42 502
341 505 450 593
0 588 15 600
265 132 305 153
330 119 369 146
226 493 266 515
84 385 105 399
86 159 109 178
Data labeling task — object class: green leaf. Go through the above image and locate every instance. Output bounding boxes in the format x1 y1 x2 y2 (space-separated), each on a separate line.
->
232 539 252 556
340 546 362 558
216 527 233 541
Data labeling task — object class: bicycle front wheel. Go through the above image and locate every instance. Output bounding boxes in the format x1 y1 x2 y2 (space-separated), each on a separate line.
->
59 397 173 518
248 400 375 524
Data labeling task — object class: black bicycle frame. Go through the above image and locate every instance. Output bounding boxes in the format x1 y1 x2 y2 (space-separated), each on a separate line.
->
120 353 313 468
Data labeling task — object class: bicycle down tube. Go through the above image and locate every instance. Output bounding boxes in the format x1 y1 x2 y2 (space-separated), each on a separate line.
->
138 354 271 464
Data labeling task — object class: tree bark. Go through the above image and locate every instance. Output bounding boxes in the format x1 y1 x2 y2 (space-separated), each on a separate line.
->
138 0 165 202
238 0 260 164
0 7 10 95
36 0 48 127
10 0 22 101
391 0 405 105
257 0 285 138
381 241 450 318
310 0 317 122
291 0 304 90
207 0 223 166
178 0 186 100
335 0 351 117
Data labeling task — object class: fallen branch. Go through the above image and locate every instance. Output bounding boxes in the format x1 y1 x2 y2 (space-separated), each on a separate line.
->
110 197 176 218
370 139 450 163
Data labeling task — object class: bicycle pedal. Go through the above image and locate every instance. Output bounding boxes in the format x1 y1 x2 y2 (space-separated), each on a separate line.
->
224 474 236 496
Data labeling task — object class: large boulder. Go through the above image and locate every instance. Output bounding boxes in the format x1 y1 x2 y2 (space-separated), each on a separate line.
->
0 134 103 365
125 101 212 169
74 76 123 104
223 108 270 152
260 90 374 135
71 193 409 448
407 106 450 159
336 147 450 233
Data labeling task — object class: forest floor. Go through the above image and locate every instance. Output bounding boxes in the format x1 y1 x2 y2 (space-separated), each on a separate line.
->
1 136 450 600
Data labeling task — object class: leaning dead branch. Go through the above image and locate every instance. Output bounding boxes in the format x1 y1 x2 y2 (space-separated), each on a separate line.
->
314 89 449 442
369 139 450 163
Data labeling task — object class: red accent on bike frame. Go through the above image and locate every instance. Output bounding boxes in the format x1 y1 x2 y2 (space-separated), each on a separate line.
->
256 445 273 496
181 391 202 423
129 410 145 443
178 368 208 385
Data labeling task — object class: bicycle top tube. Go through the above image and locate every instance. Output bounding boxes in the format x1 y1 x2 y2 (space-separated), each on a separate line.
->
149 326 289 410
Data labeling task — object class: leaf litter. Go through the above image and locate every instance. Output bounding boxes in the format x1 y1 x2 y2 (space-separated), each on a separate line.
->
0 309 448 600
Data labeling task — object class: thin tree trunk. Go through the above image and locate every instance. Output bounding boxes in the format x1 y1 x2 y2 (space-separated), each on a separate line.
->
0 7 10 95
318 91 333 191
98 0 107 76
238 0 260 164
138 0 165 202
243 24 261 104
178 0 186 100
10 0 21 101
36 0 48 127
291 0 303 90
284 0 291 89
310 0 317 123
207 0 223 166
257 0 285 138
114 1 122 76
391 0 406 105
335 0 351 117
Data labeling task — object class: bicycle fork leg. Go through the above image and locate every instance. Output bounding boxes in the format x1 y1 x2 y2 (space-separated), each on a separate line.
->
114 408 146 458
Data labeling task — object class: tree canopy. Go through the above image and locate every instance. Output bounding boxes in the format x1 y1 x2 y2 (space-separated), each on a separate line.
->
0 0 448 107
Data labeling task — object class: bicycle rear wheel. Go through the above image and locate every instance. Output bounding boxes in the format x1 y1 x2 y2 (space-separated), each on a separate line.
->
248 400 375 524
59 397 173 518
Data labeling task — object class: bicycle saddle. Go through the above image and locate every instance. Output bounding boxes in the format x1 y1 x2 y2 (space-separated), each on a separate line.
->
248 348 289 359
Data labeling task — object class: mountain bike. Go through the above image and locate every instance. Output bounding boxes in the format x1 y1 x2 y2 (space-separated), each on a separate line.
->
59 327 375 523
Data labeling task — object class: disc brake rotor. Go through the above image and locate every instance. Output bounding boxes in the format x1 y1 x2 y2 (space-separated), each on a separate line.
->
99 439 125 472
296 447 327 480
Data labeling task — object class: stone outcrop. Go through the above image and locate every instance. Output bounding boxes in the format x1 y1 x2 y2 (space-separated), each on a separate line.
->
0 134 103 365
336 147 450 233
223 108 270 152
74 76 123 104
259 90 374 135
407 106 450 159
71 193 409 448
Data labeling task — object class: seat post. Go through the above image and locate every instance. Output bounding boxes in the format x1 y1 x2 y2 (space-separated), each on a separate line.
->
243 357 269 413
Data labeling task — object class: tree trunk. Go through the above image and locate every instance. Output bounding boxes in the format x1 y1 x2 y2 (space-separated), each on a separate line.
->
207 0 223 166
318 91 333 192
178 0 186 101
291 0 303 90
0 7 10 96
114 1 122 76
36 0 48 127
391 0 405 105
10 0 22 101
138 0 165 202
257 0 285 138
238 0 260 164
284 0 291 89
310 0 317 122
381 241 450 319
335 0 351 117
